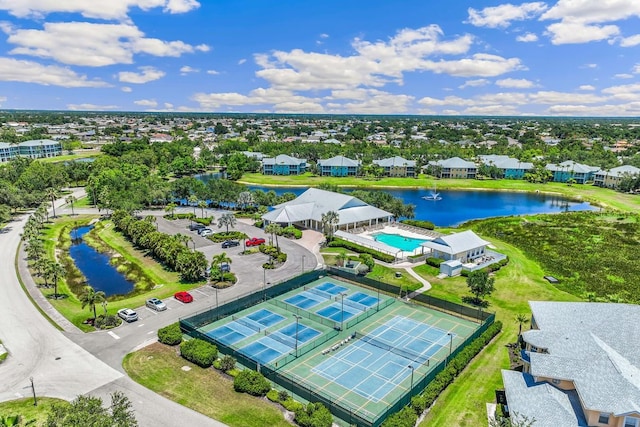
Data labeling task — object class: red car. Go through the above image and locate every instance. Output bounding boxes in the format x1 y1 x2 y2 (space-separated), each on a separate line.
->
174 291 193 303
245 237 266 247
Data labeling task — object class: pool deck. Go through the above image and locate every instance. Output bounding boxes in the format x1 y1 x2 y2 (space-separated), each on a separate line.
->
359 225 435 258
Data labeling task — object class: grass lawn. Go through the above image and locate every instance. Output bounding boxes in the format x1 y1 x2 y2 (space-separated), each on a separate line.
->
0 397 68 426
35 216 201 331
123 343 291 427
413 237 580 426
239 173 640 212
37 151 101 163
71 196 93 208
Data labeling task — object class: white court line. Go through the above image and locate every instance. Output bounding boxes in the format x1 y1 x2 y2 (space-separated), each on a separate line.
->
108 331 120 340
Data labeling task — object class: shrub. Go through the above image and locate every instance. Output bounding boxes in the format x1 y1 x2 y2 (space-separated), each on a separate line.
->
165 213 195 220
400 219 435 230
294 402 333 427
222 272 237 283
282 398 304 412
180 338 217 368
382 406 418 427
219 355 236 372
233 369 271 396
262 262 276 269
328 238 395 263
158 323 183 346
253 219 264 228
209 231 247 242
276 252 287 263
194 217 212 226
282 225 302 239
94 314 121 330
426 257 444 267
266 389 279 402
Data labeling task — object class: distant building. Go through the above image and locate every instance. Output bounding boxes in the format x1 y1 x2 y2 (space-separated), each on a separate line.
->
242 151 265 161
593 165 640 188
427 157 477 179
373 156 417 177
0 142 18 162
501 301 640 427
17 139 62 159
545 161 600 184
478 155 534 179
262 154 307 175
317 155 360 177
421 230 489 263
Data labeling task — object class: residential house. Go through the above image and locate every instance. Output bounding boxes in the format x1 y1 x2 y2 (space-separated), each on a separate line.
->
262 154 307 175
478 155 534 179
0 142 18 162
373 156 417 177
317 155 360 177
420 230 489 263
242 151 265 161
18 139 62 159
546 161 600 184
262 188 393 232
427 157 477 179
593 165 640 188
501 301 640 427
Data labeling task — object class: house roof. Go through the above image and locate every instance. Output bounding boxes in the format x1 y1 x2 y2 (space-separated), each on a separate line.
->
0 142 18 150
501 370 588 427
262 188 392 226
19 139 60 147
523 302 640 417
478 155 533 170
596 165 640 177
420 230 489 254
262 154 306 166
318 155 360 167
373 156 416 168
546 161 600 174
430 156 476 169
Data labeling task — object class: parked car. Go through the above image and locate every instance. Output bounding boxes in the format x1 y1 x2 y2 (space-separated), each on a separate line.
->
198 227 213 235
221 240 240 248
220 263 231 273
200 229 214 237
174 291 193 303
117 308 138 322
245 237 266 247
145 297 167 311
189 223 206 232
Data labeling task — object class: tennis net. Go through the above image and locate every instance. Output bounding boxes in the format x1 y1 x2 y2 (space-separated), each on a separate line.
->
354 332 430 365
342 298 368 312
266 331 297 348
304 286 333 300
232 315 261 333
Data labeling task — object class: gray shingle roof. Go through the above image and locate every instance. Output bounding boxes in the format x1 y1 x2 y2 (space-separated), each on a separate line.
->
546 161 599 174
373 156 416 168
596 165 640 178
478 155 533 170
318 155 360 167
262 154 306 166
420 230 489 254
430 156 476 169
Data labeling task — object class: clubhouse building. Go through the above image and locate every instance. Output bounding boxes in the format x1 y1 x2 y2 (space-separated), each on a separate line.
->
0 139 62 162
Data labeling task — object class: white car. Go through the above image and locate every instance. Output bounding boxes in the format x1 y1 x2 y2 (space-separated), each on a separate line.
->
145 298 167 311
200 229 214 237
117 308 138 322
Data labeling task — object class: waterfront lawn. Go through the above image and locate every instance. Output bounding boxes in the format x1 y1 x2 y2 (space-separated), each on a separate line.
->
414 237 580 427
0 397 68 426
124 343 291 427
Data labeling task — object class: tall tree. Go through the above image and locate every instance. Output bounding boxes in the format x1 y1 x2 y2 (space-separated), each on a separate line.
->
80 286 107 320
45 187 59 218
320 210 339 240
515 313 530 338
45 391 137 427
466 269 495 305
264 222 282 249
46 260 66 298
217 213 236 233
65 194 77 216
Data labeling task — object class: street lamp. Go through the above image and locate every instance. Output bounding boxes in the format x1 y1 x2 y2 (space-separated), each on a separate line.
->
408 365 414 398
294 314 302 356
446 332 453 366
29 377 37 406
215 285 219 312
301 255 305 275
263 268 267 301
377 285 380 312
340 292 348 330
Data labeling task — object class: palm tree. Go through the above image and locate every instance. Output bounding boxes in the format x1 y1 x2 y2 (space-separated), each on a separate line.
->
320 210 339 241
174 233 191 248
26 238 44 261
46 260 66 298
336 252 348 267
211 252 232 282
65 194 77 216
188 195 198 217
198 200 208 218
515 313 529 338
217 213 236 233
80 286 106 320
237 191 254 211
45 187 59 218
265 222 283 250
164 202 178 218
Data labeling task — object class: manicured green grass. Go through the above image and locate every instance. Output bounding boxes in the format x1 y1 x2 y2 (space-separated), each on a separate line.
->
71 196 93 208
0 397 69 426
239 173 640 212
413 237 580 427
37 151 101 163
123 343 291 427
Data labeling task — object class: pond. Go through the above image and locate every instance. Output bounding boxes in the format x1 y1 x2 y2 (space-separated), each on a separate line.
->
69 225 134 297
247 185 596 226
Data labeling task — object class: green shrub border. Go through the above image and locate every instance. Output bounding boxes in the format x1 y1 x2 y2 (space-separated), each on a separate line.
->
382 321 503 426
328 238 396 263
400 219 435 230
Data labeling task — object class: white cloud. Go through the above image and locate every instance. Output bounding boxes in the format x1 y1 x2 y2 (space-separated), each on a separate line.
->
516 32 538 42
67 103 119 110
121 86 132 92
579 85 596 90
495 78 535 88
206 69 220 75
238 58 247 65
615 73 634 79
421 54 525 77
582 63 598 69
0 0 200 20
619 34 640 47
529 91 605 104
463 105 521 115
459 79 490 89
319 33 329 39
467 2 547 28
192 87 319 109
0 57 107 87
164 102 173 109
118 66 165 84
134 99 158 107
547 102 640 116
545 21 619 45
633 64 640 74
5 22 209 67
180 65 199 75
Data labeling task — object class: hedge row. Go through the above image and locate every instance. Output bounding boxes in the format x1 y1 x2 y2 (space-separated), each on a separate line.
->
400 219 435 230
426 257 444 267
461 257 510 277
382 321 503 427
208 231 247 242
180 338 218 368
294 402 333 427
158 323 183 346
327 238 396 263
233 369 271 396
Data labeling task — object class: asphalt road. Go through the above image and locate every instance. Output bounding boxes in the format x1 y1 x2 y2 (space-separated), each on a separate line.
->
1 191 318 426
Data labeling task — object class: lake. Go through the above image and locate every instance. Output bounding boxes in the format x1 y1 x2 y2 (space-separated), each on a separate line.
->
69 225 134 296
247 186 596 226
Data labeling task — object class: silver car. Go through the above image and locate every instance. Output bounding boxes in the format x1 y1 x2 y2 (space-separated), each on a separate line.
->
117 308 138 322
145 298 167 311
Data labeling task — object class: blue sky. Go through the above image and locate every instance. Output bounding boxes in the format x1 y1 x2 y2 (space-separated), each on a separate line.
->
0 0 640 116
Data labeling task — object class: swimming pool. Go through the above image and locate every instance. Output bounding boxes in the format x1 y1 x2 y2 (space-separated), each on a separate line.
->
373 233 428 252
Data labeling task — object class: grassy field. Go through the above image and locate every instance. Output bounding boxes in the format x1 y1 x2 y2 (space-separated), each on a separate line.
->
0 397 68 426
239 173 640 212
123 343 291 427
413 237 580 426
37 151 101 163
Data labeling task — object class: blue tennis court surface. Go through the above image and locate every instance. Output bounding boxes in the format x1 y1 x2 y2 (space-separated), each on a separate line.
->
206 321 259 346
348 292 379 308
246 309 285 327
315 282 348 295
241 337 292 364
284 292 324 309
316 303 359 322
276 322 321 344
